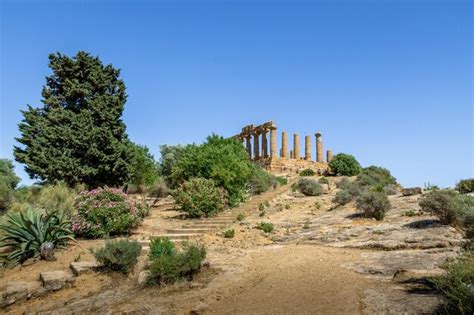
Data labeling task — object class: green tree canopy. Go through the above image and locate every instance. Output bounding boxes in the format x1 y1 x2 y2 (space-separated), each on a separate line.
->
127 142 160 188
14 51 131 187
0 159 20 211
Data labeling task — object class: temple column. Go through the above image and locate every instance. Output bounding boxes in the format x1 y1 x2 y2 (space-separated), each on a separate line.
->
245 136 252 159
253 131 260 160
326 149 333 163
305 135 312 160
293 134 300 160
281 131 289 159
261 129 268 158
315 132 323 162
270 127 277 158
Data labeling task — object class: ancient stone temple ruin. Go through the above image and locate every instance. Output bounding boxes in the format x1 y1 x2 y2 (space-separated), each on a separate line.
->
234 121 332 174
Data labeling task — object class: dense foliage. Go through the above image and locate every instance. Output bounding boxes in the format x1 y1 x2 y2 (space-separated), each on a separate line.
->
72 187 142 238
355 166 397 188
148 243 207 285
299 168 316 177
0 208 74 266
148 237 176 258
328 153 361 176
0 159 20 212
248 165 278 195
256 222 274 233
293 178 323 196
159 144 188 183
430 252 473 314
456 178 474 194
92 239 141 274
14 51 131 187
356 191 391 220
126 142 160 193
174 178 228 218
169 135 255 206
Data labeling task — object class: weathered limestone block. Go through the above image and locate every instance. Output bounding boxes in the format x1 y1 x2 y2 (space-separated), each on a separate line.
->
70 261 98 276
402 187 423 196
305 135 311 160
270 127 277 157
315 132 323 162
245 136 252 159
253 131 260 160
40 270 75 291
137 270 152 285
293 134 300 159
327 150 333 163
261 130 268 158
281 132 289 159
0 281 44 307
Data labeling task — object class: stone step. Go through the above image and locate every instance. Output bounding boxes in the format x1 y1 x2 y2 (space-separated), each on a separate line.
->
166 228 217 234
184 224 228 229
146 233 200 240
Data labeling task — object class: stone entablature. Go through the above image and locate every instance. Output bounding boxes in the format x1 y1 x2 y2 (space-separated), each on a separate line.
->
234 121 333 174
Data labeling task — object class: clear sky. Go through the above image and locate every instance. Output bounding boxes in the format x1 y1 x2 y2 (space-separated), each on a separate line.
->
1 0 472 188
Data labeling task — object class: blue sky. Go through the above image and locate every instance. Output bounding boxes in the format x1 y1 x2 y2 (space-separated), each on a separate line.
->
1 0 472 188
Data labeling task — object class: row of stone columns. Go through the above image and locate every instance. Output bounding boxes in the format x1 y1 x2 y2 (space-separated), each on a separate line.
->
279 132 330 163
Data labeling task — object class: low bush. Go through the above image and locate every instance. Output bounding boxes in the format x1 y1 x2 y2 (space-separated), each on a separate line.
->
223 229 235 238
248 167 278 195
92 239 141 274
328 153 361 176
419 190 467 226
333 190 353 205
149 237 176 258
299 169 315 177
275 176 288 186
356 166 396 188
236 213 245 221
147 178 170 198
318 177 329 184
0 208 75 266
382 184 399 195
456 179 474 194
72 187 142 238
430 251 473 314
256 222 274 233
293 178 323 196
174 178 228 218
148 243 206 285
356 191 391 220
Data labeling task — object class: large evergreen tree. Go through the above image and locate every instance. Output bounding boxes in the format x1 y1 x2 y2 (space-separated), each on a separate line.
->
14 51 131 187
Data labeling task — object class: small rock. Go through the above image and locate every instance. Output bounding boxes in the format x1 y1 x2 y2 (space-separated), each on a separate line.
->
402 187 422 196
137 270 151 285
0 281 42 307
40 270 75 291
70 261 98 276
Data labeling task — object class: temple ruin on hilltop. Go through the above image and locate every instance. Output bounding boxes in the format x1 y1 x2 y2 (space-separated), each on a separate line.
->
234 121 333 174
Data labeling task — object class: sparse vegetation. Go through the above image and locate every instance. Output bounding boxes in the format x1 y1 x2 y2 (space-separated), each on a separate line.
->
318 177 329 185
148 243 207 285
303 221 310 229
276 176 288 186
236 213 245 221
293 178 323 196
149 237 176 258
249 166 278 195
174 178 228 218
429 251 473 315
356 191 391 220
92 239 141 274
0 208 75 266
456 178 474 194
419 190 474 227
299 168 315 177
404 209 420 217
424 182 440 191
328 153 361 176
223 229 235 238
256 222 274 233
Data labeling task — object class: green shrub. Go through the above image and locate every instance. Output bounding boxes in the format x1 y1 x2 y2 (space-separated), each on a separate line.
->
328 153 361 176
299 169 315 177
0 159 20 212
236 213 245 221
248 166 277 195
0 181 14 213
276 176 288 186
318 177 329 184
126 142 160 192
149 237 176 259
419 190 469 226
256 222 274 233
456 179 474 194
430 252 473 314
72 187 142 238
333 178 365 205
223 229 235 238
146 178 170 198
382 184 399 195
0 208 74 266
356 191 391 220
174 178 228 218
293 178 323 196
169 135 254 206
356 166 396 188
333 190 353 205
92 239 141 274
148 243 206 285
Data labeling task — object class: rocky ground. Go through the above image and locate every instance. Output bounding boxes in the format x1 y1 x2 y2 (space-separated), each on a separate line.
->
0 176 466 314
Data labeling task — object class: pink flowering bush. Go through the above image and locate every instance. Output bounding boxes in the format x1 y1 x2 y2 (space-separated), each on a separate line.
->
72 187 142 238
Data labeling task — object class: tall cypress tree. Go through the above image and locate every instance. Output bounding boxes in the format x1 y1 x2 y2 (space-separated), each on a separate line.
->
14 51 131 187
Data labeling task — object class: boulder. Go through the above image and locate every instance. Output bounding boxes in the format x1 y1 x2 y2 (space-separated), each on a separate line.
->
0 281 43 307
40 270 75 291
70 261 98 276
137 270 151 285
402 187 422 196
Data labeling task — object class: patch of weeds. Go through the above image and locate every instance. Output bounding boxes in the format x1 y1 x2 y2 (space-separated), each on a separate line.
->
404 209 421 217
258 203 266 211
264 201 270 207
256 222 274 233
276 204 284 211
223 229 235 238
236 213 245 221
285 204 291 210
303 221 310 229
259 211 266 217
314 202 321 210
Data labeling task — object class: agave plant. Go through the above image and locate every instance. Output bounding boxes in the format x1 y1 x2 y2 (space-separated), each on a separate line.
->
0 208 75 266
